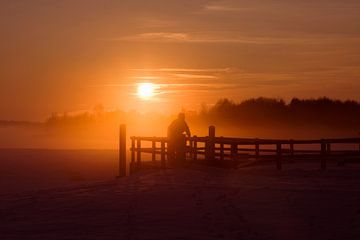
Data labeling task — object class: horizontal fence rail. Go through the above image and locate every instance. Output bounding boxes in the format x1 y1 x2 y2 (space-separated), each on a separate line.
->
118 125 360 176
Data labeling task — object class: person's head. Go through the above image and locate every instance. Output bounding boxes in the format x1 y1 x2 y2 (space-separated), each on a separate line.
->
177 112 185 121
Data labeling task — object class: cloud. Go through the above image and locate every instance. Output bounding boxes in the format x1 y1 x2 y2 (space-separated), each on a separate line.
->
107 31 360 45
204 5 244 12
199 2 251 13
130 68 231 73
132 76 162 81
114 32 189 42
129 68 230 81
92 66 360 101
171 73 218 79
154 83 246 95
128 67 301 86
199 1 360 14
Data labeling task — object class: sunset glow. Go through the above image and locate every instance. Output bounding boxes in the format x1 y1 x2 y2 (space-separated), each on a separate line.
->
137 83 156 100
1 2 360 239
1 1 360 120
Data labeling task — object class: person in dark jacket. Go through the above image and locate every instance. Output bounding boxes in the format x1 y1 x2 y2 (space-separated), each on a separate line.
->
167 113 191 165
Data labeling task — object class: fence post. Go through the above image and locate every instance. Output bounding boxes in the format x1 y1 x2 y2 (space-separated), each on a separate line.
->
321 140 327 170
290 140 294 160
137 139 142 170
255 139 260 159
326 143 331 154
180 135 187 162
130 137 135 174
118 124 127 178
207 126 216 161
276 143 282 170
193 136 198 161
231 143 237 161
152 140 156 162
161 140 166 168
220 137 224 161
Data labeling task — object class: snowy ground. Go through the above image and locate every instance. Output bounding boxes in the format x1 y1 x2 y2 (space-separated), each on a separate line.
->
1 150 360 239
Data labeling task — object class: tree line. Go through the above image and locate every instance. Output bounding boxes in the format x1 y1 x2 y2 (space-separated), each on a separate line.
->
43 97 360 131
199 97 360 130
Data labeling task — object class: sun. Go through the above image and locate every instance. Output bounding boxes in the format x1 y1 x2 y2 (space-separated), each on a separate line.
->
137 82 156 100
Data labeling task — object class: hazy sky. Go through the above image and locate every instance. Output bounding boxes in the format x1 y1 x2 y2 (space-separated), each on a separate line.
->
1 0 360 120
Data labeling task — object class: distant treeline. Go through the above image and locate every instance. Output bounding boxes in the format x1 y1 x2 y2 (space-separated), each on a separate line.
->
43 97 360 131
46 106 127 127
200 98 360 130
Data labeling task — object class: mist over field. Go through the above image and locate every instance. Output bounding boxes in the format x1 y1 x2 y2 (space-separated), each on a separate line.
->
1 98 359 149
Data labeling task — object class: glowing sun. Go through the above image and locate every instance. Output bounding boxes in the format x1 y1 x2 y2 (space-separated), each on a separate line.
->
137 82 156 100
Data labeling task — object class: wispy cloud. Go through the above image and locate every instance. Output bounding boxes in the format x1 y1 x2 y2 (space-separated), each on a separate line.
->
130 67 229 80
198 1 360 14
91 66 360 101
131 76 162 81
154 83 246 95
199 2 251 13
88 83 133 88
90 82 245 99
204 5 246 12
114 32 189 42
130 68 231 73
171 73 218 79
107 31 360 45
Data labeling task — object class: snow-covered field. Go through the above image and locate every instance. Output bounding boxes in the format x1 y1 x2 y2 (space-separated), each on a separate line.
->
1 149 360 239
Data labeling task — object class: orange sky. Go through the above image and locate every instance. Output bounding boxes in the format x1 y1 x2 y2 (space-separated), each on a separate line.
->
1 0 360 121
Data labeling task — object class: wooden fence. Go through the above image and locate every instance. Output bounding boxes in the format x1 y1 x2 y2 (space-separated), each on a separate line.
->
118 124 360 177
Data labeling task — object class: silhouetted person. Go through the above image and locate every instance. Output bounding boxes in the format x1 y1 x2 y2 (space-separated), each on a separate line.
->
167 113 191 166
